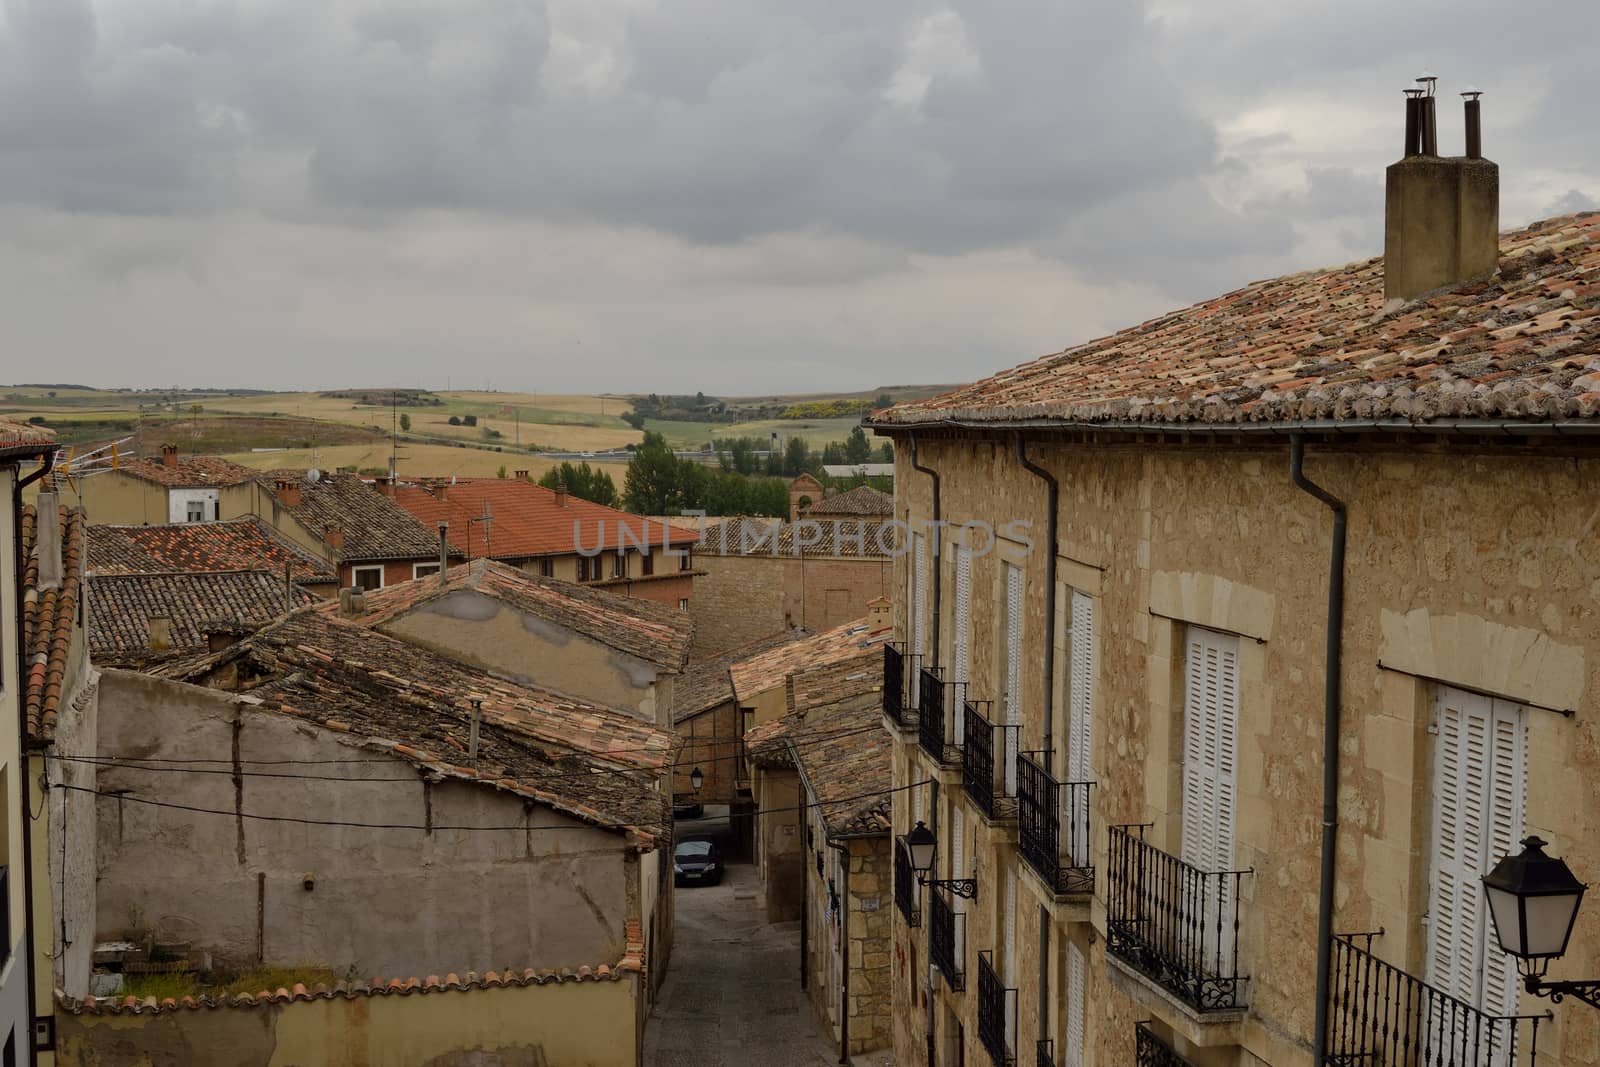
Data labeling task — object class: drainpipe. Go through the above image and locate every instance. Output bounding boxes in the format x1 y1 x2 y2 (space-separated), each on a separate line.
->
1290 436 1346 1066
908 437 941 662
831 837 851 1065
1014 434 1059 770
14 448 55 1066
800 787 808 992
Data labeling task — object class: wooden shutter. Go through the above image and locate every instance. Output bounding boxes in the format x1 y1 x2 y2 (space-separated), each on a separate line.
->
1065 941 1086 1067
952 543 972 745
1425 688 1526 1015
913 533 929 658
1181 627 1239 873
1067 591 1095 866
1004 563 1024 794
1003 866 1017 986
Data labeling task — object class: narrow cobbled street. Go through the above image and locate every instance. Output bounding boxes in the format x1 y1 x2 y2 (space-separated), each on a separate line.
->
644 819 893 1067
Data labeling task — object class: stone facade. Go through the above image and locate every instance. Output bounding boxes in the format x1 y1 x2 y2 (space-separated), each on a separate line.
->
881 432 1600 1067
689 551 892 659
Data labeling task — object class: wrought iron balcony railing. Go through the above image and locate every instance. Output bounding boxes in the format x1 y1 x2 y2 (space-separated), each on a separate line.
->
1135 1022 1195 1067
895 839 921 927
977 950 1018 1067
1328 932 1549 1066
917 666 965 766
1016 751 1094 896
1106 824 1251 1012
1035 1039 1055 1067
929 883 966 992
963 701 1019 821
883 643 920 730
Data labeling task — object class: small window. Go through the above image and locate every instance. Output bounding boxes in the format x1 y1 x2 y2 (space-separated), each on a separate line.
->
678 598 689 612
352 566 384 591
642 551 655 577
679 548 693 571
185 500 206 523
412 563 441 580
540 557 555 578
612 551 627 578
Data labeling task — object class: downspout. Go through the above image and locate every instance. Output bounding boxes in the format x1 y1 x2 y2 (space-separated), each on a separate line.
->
908 436 941 662
800 782 808 992
14 448 55 1065
1290 436 1345 1066
831 836 850 1065
1014 434 1059 769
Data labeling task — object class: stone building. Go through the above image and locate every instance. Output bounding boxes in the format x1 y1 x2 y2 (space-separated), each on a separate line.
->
672 631 805 807
64 447 260 525
866 106 1600 1067
746 659 893 1059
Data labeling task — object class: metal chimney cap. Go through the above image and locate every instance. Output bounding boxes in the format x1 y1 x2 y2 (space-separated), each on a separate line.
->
1460 86 1483 100
1416 71 1438 94
1404 87 1425 98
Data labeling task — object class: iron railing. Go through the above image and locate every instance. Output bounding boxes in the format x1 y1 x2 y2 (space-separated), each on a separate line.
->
884 643 920 729
1328 932 1548 1066
1135 1023 1195 1067
1106 824 1251 1012
929 884 966 992
1016 752 1094 896
1036 1039 1056 1067
978 951 1018 1067
963 702 1019 821
917 666 965 766
895 840 921 927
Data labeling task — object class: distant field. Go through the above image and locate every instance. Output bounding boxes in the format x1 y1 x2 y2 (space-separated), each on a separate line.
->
648 416 868 451
220 442 629 482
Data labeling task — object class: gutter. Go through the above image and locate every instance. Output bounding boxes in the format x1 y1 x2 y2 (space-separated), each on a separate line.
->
908 437 941 661
870 415 1600 439
1014 434 1059 769
14 447 55 1067
1290 436 1346 1065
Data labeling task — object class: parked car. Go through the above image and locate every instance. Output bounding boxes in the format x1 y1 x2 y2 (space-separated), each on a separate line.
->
673 838 723 886
672 798 704 821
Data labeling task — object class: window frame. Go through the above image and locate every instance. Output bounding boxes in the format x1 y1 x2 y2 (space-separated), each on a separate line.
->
351 565 384 591
411 562 441 580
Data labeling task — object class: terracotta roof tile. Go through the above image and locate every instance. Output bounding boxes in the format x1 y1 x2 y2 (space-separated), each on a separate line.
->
871 213 1600 429
263 472 448 562
674 630 809 723
729 617 889 704
90 571 313 665
700 516 898 560
0 417 55 455
804 485 893 517
89 518 337 583
20 503 86 741
325 559 693 672
112 454 258 488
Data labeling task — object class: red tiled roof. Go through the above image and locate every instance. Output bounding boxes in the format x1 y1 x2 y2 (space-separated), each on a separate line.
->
21 503 86 741
674 630 809 723
56 921 645 1014
158 610 675 842
90 518 338 583
112 454 258 488
729 617 888 704
325 559 693 672
871 214 1600 429
0 417 55 456
392 479 698 561
90 571 314 666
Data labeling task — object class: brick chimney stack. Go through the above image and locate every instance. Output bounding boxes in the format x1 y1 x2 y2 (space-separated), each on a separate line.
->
274 479 302 509
555 480 569 508
324 526 345 550
1384 74 1499 302
160 444 179 467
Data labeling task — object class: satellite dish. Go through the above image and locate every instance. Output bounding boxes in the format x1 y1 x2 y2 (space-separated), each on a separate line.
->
305 468 322 483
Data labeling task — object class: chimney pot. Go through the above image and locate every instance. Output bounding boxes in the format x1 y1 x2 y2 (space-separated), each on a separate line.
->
1462 88 1484 160
273 480 302 508
324 526 345 550
554 481 568 508
147 615 173 652
514 470 529 480
161 444 179 467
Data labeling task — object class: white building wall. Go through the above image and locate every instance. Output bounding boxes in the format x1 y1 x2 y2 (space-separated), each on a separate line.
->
166 487 220 523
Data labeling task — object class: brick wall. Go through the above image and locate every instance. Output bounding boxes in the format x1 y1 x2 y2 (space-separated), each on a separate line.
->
690 553 890 659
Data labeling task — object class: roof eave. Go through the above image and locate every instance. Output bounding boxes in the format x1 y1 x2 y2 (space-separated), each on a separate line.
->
867 415 1600 440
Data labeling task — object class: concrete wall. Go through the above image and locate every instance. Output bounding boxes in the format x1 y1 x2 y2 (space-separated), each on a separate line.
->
887 435 1600 1067
95 670 637 979
57 975 641 1067
377 590 667 725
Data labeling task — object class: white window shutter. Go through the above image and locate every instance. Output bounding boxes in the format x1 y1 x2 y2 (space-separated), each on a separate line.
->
951 805 966 965
954 544 971 686
913 533 928 658
1003 866 1017 986
1004 563 1024 794
1067 591 1095 866
1065 941 1086 1067
1181 628 1239 873
1480 699 1526 1017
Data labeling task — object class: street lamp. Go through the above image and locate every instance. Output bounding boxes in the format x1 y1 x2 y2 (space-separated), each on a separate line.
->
899 820 977 900
689 766 704 793
1483 835 1600 1008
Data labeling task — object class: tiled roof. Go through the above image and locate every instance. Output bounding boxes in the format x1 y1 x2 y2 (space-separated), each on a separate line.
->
112 454 258 487
745 666 889 838
56 921 645 1015
871 214 1600 430
674 630 809 723
158 610 674 842
805 485 893 517
21 503 86 741
699 516 898 560
0 417 54 456
392 479 698 561
326 559 693 673
90 571 312 666
729 617 888 704
265 472 446 562
90 518 338 583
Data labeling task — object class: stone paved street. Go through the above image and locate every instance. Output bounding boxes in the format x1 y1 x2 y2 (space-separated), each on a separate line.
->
644 840 894 1067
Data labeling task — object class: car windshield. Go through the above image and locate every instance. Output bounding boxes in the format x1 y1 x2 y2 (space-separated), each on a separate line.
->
676 841 714 857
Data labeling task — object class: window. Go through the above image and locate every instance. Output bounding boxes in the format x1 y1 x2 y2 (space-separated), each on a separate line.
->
1067 591 1096 866
951 804 966 965
678 598 689 612
412 563 440 580
352 565 384 591
678 548 692 571
577 555 597 581
540 557 555 577
1003 562 1023 795
1182 627 1240 962
1003 866 1018 1053
642 551 655 576
952 542 971 744
1065 941 1086 1067
185 500 206 523
1425 688 1525 1017
612 551 627 578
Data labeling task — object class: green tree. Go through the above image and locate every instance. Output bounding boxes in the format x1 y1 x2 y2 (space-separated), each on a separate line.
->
821 442 845 465
539 462 618 506
399 413 411 432
448 415 462 426
844 426 871 465
876 441 894 463
783 436 812 477
874 392 893 409
624 432 681 514
497 465 508 478
462 414 478 427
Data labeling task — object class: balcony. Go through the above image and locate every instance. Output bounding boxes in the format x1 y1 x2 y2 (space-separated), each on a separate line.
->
895 840 921 927
1035 1040 1056 1067
917 666 965 767
963 701 1019 822
1016 752 1094 898
883 643 920 732
1106 825 1250 1013
1328 932 1549 1066
977 951 1018 1067
1135 1022 1196 1067
929 883 966 992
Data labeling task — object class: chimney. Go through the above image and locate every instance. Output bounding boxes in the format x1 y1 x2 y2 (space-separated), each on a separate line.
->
324 526 345 550
434 481 449 502
374 476 394 498
274 479 302 509
867 595 891 633
340 587 365 616
147 615 173 652
1384 75 1499 302
437 522 450 585
35 492 62 591
514 470 529 481
160 444 179 467
555 480 568 508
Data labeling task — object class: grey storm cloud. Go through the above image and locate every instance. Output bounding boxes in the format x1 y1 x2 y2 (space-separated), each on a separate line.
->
0 0 1597 392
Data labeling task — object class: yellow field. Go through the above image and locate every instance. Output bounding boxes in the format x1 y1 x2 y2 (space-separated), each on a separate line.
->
219 443 629 483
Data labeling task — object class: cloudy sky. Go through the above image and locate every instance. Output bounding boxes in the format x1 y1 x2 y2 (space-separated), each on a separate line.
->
2 0 1595 394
